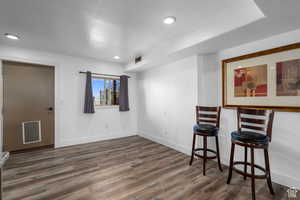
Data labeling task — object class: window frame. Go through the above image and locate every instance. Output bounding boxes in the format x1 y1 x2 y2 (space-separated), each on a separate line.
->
91 75 120 109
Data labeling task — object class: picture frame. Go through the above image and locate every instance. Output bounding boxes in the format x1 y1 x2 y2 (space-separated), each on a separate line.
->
222 42 300 112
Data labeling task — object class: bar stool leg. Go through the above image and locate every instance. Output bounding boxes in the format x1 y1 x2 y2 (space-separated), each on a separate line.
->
203 136 207 176
227 142 235 184
215 136 223 172
0 168 2 200
190 134 197 165
189 133 196 165
264 148 275 195
244 146 248 180
250 147 256 200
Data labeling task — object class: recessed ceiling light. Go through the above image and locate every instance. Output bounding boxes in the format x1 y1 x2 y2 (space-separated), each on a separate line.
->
114 56 120 60
4 33 20 40
163 16 176 25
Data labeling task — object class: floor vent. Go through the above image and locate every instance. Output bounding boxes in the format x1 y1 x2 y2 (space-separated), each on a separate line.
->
22 120 42 144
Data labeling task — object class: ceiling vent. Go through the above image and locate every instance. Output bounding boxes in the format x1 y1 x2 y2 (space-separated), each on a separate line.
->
135 56 142 64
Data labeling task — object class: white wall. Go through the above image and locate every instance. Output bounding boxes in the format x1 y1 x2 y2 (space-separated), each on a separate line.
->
197 54 220 106
198 51 300 188
215 28 300 188
0 45 138 149
136 28 300 189
137 56 198 154
0 61 3 152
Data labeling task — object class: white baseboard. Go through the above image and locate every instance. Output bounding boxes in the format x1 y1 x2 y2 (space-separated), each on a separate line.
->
138 131 191 155
272 171 300 189
220 157 300 189
137 130 300 189
57 131 138 148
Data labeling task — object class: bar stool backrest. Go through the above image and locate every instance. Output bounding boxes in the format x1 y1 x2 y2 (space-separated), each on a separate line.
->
237 108 275 141
196 106 221 128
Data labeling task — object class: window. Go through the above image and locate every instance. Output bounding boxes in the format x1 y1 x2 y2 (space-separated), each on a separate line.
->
92 76 120 106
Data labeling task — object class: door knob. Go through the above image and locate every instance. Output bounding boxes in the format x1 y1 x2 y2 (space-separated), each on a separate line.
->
48 107 53 111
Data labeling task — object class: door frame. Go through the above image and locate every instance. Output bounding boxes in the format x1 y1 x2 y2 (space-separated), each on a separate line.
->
0 56 59 151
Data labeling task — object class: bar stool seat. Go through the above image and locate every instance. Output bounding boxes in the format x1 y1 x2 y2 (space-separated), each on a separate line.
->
231 131 269 144
193 124 218 136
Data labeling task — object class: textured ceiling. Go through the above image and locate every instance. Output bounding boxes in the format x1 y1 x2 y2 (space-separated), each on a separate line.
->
0 0 263 63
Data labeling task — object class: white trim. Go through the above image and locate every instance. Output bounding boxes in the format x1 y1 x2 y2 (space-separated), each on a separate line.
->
92 75 120 80
59 131 138 148
0 61 3 152
220 157 300 189
137 130 300 189
22 120 42 144
271 171 300 189
94 105 119 109
137 131 190 155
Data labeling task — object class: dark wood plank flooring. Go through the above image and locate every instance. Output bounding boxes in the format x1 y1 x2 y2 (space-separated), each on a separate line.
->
3 136 291 200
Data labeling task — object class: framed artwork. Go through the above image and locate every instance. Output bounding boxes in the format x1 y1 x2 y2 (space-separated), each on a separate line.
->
222 42 300 112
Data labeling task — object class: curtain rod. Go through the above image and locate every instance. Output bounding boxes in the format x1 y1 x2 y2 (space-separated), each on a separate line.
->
79 71 130 78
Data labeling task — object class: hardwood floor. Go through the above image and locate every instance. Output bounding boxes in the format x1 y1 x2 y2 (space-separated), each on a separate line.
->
3 136 291 200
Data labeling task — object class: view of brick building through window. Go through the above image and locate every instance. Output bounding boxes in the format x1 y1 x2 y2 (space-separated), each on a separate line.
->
92 77 120 106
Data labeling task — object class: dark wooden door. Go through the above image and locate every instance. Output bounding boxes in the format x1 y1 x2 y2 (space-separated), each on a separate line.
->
3 61 54 152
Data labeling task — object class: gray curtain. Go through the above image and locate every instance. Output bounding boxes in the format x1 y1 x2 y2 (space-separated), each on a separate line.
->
84 71 95 113
119 75 129 111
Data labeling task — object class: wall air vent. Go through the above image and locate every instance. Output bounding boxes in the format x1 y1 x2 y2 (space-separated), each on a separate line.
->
22 120 42 144
135 56 142 64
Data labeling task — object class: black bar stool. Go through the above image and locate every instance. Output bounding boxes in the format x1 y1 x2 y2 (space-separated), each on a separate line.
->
189 106 223 175
227 108 275 200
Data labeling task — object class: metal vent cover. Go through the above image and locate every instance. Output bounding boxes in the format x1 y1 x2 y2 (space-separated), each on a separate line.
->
22 120 42 144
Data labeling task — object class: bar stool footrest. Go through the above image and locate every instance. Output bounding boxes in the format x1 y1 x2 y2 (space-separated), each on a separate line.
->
194 148 217 159
233 161 267 179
